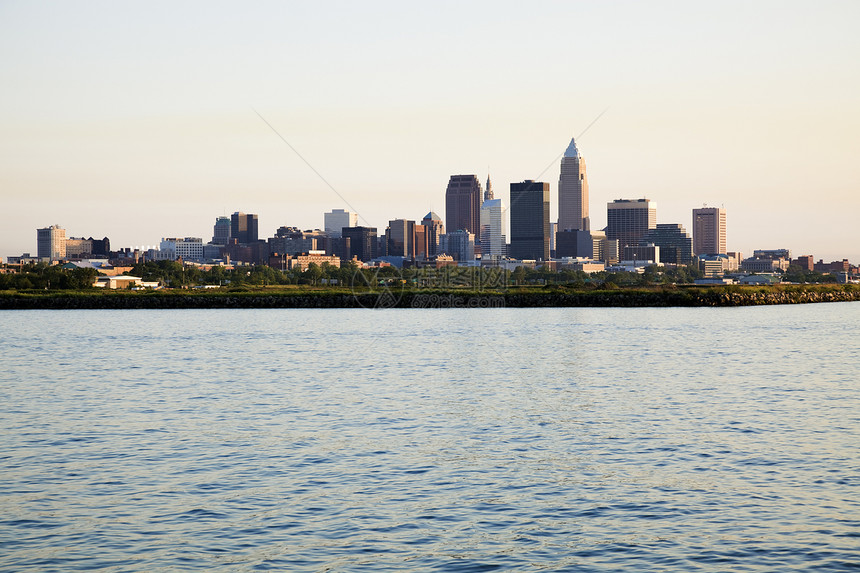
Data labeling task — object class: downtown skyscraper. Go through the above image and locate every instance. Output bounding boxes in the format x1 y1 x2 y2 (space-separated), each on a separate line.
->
445 175 482 235
480 198 506 260
324 209 358 238
510 180 550 261
558 138 589 232
37 225 66 260
606 199 657 248
230 212 259 244
692 207 727 255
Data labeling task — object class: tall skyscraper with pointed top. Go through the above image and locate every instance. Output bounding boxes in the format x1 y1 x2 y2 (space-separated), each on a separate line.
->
485 174 494 201
558 138 589 232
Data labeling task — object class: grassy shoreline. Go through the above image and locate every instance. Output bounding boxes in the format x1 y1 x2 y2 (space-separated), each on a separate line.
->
1 284 858 309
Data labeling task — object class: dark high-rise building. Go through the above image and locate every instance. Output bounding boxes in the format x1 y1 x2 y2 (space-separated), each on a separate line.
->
342 226 378 262
90 237 110 257
445 175 482 235
247 215 258 244
556 230 593 258
231 212 259 244
323 236 352 262
558 138 589 232
414 224 429 260
623 244 660 263
212 216 231 245
606 199 656 248
387 219 416 258
640 223 693 265
509 180 550 261
231 212 246 243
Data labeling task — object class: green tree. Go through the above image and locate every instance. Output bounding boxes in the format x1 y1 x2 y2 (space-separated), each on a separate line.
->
512 266 526 286
303 263 323 285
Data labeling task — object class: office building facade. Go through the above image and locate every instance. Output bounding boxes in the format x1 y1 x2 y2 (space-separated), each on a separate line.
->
342 226 377 262
231 212 259 244
640 223 693 265
509 180 550 261
445 175 482 235
160 237 204 261
37 225 66 260
480 198 506 260
440 230 476 261
556 230 593 259
606 199 657 248
387 219 416 258
324 209 358 238
692 207 726 255
590 230 620 264
212 216 231 245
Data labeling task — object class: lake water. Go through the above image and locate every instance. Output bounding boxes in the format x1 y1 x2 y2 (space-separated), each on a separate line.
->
1 304 858 571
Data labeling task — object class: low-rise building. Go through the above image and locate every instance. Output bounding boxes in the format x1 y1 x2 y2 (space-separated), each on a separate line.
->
557 257 605 273
285 251 341 271
93 276 159 289
793 255 815 271
694 277 738 285
753 249 791 260
439 230 476 262
605 263 648 274
815 259 850 273
160 237 204 262
699 254 732 277
640 223 693 265
739 274 781 285
741 257 790 273
590 230 619 264
622 244 659 264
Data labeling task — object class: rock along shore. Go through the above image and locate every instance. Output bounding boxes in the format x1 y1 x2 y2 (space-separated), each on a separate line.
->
1 285 858 310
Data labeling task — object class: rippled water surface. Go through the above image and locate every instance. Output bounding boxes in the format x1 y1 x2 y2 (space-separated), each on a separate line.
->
1 305 859 571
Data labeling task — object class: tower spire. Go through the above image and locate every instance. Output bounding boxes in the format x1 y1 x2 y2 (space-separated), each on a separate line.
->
564 137 579 158
485 173 494 201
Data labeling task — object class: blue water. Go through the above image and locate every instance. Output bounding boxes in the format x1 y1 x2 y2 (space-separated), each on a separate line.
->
1 305 859 571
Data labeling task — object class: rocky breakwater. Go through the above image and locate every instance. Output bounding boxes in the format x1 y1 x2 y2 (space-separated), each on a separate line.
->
0 285 858 309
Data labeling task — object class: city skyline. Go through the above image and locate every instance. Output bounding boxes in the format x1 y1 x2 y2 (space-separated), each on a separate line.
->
1 1 858 262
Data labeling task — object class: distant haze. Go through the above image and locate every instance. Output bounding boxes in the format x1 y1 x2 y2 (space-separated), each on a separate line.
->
1 1 858 263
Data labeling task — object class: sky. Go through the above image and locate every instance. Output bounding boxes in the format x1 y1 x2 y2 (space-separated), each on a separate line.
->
1 0 859 262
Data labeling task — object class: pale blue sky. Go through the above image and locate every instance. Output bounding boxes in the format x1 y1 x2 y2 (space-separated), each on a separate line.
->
1 0 858 261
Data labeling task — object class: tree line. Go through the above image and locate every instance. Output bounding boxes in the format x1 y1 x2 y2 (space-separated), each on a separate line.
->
0 259 837 292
